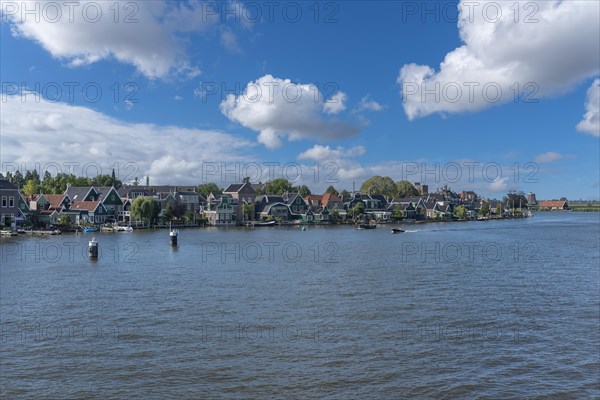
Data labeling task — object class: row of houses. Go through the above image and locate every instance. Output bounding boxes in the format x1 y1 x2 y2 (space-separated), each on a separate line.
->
0 179 538 228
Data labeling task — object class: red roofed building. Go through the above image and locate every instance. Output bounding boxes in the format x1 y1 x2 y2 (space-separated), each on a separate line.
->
538 200 569 210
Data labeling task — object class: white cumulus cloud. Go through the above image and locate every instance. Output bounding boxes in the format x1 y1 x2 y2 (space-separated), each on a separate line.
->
220 75 360 149
577 79 600 137
533 152 573 163
0 1 224 79
398 0 600 120
323 91 347 115
0 94 254 184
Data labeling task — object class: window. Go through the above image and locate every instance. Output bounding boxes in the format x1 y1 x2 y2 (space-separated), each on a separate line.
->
8 197 14 207
1 197 6 207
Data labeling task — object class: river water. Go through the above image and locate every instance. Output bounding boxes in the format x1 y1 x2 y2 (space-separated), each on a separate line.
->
1 212 599 398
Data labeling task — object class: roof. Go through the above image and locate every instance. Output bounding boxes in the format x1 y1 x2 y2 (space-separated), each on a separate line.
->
65 186 94 201
539 201 568 208
223 182 256 195
44 194 67 209
70 200 102 212
0 179 18 190
321 193 341 206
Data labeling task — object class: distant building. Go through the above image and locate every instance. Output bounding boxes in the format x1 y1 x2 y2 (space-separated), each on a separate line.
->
538 200 569 210
527 192 537 205
414 182 428 196
460 191 478 201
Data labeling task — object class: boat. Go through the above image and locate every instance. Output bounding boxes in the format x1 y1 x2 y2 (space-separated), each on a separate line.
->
83 227 98 233
116 226 133 232
0 230 17 237
390 228 405 234
255 221 276 227
357 224 376 230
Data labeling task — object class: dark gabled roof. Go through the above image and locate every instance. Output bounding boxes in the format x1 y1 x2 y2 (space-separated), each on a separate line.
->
93 186 120 202
223 182 257 194
176 191 199 196
65 186 94 201
0 179 18 190
370 194 388 205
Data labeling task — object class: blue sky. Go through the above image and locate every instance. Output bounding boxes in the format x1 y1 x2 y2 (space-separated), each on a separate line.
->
1 0 599 199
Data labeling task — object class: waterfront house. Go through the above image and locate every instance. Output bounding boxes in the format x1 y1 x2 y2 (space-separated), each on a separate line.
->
538 200 570 210
65 201 109 224
255 195 290 221
223 182 258 222
0 179 28 227
65 185 123 221
204 194 236 225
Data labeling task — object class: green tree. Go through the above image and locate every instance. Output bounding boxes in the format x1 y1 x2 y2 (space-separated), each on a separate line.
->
330 209 340 224
495 204 502 215
12 170 25 188
351 202 364 221
395 180 419 198
325 185 338 195
242 203 254 220
454 205 468 219
162 203 174 223
264 178 293 195
392 205 404 221
340 189 350 200
242 176 251 183
57 214 71 226
295 184 311 197
360 176 396 197
196 183 222 198
479 203 490 216
22 179 41 196
130 196 157 226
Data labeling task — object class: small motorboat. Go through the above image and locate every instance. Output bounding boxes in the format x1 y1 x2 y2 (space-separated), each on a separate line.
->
0 230 17 237
358 224 376 230
255 220 276 227
83 227 98 233
116 226 133 232
391 228 405 234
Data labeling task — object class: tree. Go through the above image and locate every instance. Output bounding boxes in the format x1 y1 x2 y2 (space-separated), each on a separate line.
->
360 176 396 197
12 170 25 188
130 196 157 226
392 205 404 221
242 203 253 220
454 205 467 219
57 214 71 226
330 209 340 224
264 178 293 195
172 203 186 220
162 203 174 223
479 203 490 216
495 204 502 215
325 185 338 195
396 180 419 198
351 202 364 221
242 176 251 183
133 177 140 186
340 189 350 200
295 184 311 197
197 183 222 198
22 179 41 196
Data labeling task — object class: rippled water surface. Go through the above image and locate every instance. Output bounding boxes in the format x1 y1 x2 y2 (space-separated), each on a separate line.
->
1 212 599 398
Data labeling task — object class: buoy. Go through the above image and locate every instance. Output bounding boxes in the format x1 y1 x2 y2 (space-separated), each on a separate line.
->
169 229 178 246
88 237 98 258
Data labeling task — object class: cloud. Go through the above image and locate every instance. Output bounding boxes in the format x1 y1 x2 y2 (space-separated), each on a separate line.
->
297 145 365 162
489 177 509 192
0 94 254 185
576 79 600 136
354 95 385 113
323 91 347 114
533 152 573 163
173 95 183 101
220 75 360 149
220 28 242 54
398 1 600 120
1 1 224 79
